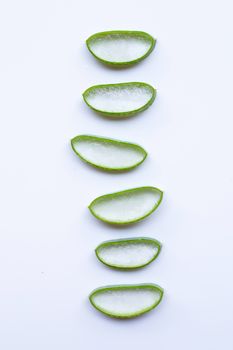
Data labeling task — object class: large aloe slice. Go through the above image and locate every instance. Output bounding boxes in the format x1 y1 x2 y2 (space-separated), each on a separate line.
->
89 284 163 318
71 135 147 171
95 237 162 269
86 31 156 66
83 82 156 118
89 186 163 225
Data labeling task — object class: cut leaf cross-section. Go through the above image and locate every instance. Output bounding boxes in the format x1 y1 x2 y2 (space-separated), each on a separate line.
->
89 186 163 225
71 135 147 171
89 284 164 318
95 237 162 269
83 82 156 118
86 30 156 66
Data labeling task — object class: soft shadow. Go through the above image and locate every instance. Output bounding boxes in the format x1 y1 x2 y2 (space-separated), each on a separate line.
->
97 260 160 274
87 55 146 71
88 205 164 230
69 147 145 176
87 297 165 323
83 104 146 123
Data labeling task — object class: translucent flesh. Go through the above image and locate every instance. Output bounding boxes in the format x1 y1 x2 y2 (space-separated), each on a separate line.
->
91 287 161 317
85 85 153 113
89 34 152 63
97 241 158 267
91 188 161 223
72 138 145 169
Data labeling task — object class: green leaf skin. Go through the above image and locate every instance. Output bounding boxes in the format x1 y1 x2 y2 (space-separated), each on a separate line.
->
82 82 156 118
88 186 163 225
70 135 147 172
86 31 156 67
89 284 164 319
95 237 162 269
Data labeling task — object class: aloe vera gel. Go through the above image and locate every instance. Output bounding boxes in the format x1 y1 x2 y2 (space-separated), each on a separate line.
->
71 135 147 171
89 187 163 225
89 284 163 318
95 237 161 269
78 30 165 319
83 82 156 117
86 31 156 66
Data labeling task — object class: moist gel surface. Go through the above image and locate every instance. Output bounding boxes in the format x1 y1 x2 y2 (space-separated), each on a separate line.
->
90 187 162 224
85 84 153 113
97 240 159 268
72 136 146 170
89 35 152 63
90 285 163 318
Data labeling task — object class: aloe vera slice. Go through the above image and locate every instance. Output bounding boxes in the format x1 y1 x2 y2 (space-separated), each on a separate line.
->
95 237 162 269
71 135 147 171
83 82 156 118
89 186 163 225
86 31 156 66
89 284 163 318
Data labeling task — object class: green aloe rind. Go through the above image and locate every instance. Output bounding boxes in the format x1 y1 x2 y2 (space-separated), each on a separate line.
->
95 237 162 269
89 283 164 318
86 30 156 66
88 186 163 225
71 135 147 172
83 82 156 118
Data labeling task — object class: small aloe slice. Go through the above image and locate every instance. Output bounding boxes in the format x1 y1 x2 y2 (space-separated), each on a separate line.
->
86 31 156 66
71 135 147 171
89 284 163 318
95 237 162 269
89 186 163 225
83 82 156 118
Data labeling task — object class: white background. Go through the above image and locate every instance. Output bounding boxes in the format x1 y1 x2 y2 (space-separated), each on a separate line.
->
0 0 233 349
